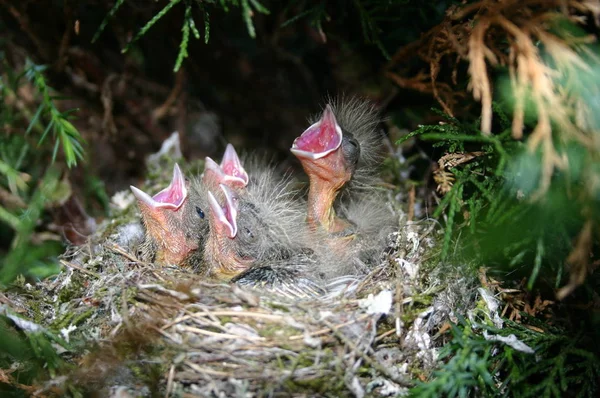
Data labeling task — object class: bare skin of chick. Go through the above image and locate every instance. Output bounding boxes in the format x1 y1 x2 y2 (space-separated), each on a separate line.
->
131 164 208 266
135 143 248 270
202 163 324 296
291 97 383 236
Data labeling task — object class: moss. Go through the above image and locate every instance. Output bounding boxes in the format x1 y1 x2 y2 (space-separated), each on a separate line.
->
282 374 348 396
57 274 89 303
51 308 78 331
71 308 97 327
25 297 46 324
268 302 292 313
275 349 345 393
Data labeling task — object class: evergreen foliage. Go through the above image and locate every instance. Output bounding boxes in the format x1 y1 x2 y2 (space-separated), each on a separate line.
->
1 59 86 286
411 316 600 397
93 0 271 72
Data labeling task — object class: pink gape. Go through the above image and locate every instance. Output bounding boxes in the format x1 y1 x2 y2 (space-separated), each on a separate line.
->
291 105 342 160
130 163 200 266
291 104 354 234
203 144 249 188
130 164 187 210
207 184 239 239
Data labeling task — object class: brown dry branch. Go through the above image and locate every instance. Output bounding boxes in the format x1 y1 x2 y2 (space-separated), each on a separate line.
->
387 0 600 199
468 17 497 135
558 219 594 300
434 151 485 194
152 68 186 121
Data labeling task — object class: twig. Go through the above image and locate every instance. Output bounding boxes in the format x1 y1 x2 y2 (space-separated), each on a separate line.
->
59 260 100 277
55 1 73 72
177 325 265 341
184 361 233 377
101 74 119 136
153 68 185 121
1 1 50 60
407 185 416 222
321 318 411 387
288 313 370 341
161 310 286 330
106 243 160 281
375 328 397 342
165 364 175 398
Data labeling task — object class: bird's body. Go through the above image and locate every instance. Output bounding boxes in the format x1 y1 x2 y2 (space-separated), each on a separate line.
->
202 158 312 283
131 164 207 267
229 195 395 298
229 97 394 297
291 97 384 237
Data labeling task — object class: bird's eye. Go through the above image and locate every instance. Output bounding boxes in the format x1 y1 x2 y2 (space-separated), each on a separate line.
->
342 133 360 169
196 206 205 219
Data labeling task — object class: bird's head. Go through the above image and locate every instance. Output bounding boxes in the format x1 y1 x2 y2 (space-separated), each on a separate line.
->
130 163 207 266
291 104 360 183
291 104 360 233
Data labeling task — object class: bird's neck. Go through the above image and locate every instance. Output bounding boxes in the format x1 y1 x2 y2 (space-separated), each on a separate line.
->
205 234 253 279
143 209 199 266
306 176 352 234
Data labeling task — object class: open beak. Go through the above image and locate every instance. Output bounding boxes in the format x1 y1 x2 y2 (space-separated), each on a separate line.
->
203 156 226 187
220 144 249 187
130 163 187 211
290 105 354 233
290 105 343 160
207 184 238 239
131 163 197 265
202 144 249 188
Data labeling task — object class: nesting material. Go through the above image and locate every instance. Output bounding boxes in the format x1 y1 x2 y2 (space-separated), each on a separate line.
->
2 178 468 396
2 99 484 396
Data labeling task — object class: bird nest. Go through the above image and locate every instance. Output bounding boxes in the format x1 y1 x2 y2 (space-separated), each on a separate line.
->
3 181 467 397
3 133 474 396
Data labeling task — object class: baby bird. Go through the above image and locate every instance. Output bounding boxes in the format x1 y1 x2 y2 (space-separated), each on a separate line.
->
130 164 207 266
201 99 394 298
228 194 395 298
290 97 383 236
200 159 322 293
130 144 250 268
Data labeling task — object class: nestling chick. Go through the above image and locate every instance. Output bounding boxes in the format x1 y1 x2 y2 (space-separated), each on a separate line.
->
229 196 395 298
132 143 248 268
202 162 313 284
130 164 207 266
275 97 394 292
207 181 324 298
291 97 383 235
219 100 393 297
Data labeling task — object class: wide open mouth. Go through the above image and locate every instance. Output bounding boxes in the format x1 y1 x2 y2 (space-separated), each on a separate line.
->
207 184 238 238
290 104 343 160
220 144 249 186
203 144 248 188
130 163 187 210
